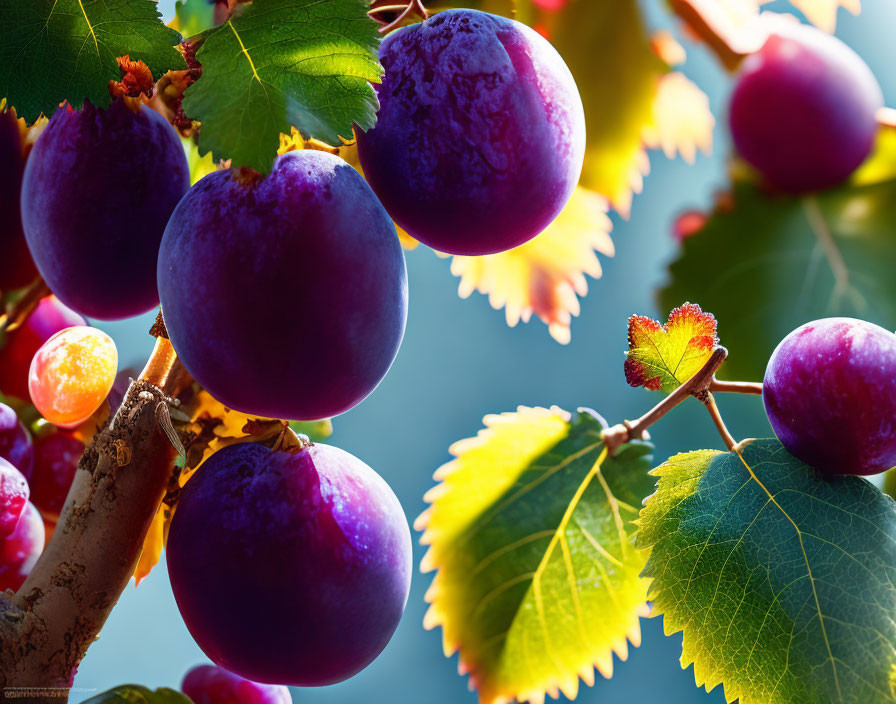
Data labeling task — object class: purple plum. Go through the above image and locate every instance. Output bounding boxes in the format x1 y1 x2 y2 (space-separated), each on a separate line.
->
356 8 585 255
167 442 412 686
21 101 190 319
729 23 882 192
157 150 407 421
763 317 896 475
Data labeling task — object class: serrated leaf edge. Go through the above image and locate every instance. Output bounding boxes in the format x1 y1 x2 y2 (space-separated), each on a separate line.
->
416 407 647 704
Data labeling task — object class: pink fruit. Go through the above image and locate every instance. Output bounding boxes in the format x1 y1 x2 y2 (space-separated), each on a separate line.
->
181 664 291 704
0 502 44 591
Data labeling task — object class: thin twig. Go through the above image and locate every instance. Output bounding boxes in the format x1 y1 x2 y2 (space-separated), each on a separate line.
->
700 391 737 451
603 347 728 454
709 378 763 395
370 0 429 34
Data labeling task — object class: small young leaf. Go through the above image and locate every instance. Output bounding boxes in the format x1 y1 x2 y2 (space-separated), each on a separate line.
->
417 407 654 704
660 131 896 381
450 188 615 345
638 438 896 704
183 0 382 173
625 303 718 392
181 135 219 186
0 0 184 123
81 685 191 704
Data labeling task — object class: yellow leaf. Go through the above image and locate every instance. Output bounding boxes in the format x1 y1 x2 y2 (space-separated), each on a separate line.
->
181 135 219 185
650 30 687 66
133 505 172 586
449 188 614 344
514 0 666 216
417 407 654 704
624 302 719 393
642 72 714 164
394 225 420 251
788 0 860 32
850 118 896 186
500 1 715 217
179 389 283 485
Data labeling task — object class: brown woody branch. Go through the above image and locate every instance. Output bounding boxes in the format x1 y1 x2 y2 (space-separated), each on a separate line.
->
603 347 760 455
709 379 763 395
668 0 754 70
0 317 190 701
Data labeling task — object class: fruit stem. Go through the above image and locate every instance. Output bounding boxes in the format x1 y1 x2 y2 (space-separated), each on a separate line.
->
700 391 738 451
0 275 51 334
369 0 429 34
708 379 763 395
603 347 728 454
140 313 190 396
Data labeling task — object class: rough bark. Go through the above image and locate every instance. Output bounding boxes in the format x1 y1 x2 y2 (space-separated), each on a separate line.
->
0 334 190 702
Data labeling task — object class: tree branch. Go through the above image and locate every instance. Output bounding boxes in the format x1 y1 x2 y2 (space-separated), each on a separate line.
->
0 320 190 700
667 0 755 70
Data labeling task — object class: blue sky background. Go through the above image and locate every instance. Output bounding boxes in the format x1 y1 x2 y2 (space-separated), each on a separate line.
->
72 1 896 702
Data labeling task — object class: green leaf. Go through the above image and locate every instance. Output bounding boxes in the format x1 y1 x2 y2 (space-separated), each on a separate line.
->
660 132 896 381
289 418 333 442
171 0 217 38
0 0 184 123
884 468 896 503
183 0 382 173
82 685 192 704
418 406 655 704
638 438 896 704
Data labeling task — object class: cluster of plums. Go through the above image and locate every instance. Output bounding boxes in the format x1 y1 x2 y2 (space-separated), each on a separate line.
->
2 7 587 689
15 8 585 423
